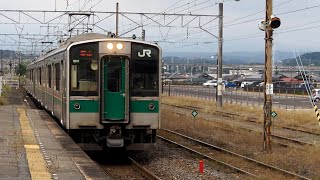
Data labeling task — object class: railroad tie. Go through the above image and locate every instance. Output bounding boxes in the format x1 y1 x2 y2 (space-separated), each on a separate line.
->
313 105 320 126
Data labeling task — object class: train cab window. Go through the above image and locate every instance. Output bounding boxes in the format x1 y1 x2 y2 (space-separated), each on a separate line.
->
70 43 99 96
131 43 159 97
131 60 158 96
48 65 52 88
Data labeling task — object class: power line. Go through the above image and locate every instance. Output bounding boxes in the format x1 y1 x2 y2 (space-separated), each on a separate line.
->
120 0 217 33
155 1 320 42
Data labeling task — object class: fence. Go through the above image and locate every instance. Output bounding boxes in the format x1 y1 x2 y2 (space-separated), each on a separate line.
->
3 80 19 89
163 85 313 110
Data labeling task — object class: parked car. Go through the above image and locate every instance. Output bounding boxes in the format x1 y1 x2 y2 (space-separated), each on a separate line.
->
248 81 261 87
312 89 320 102
225 82 236 88
203 80 217 87
240 81 254 88
299 83 314 90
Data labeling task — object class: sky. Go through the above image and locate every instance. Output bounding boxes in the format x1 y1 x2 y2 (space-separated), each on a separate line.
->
0 0 320 55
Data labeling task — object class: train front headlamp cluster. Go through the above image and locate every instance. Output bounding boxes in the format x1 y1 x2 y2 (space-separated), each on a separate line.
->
106 42 124 50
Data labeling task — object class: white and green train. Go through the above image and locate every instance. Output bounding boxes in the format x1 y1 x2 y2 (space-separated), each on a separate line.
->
25 33 161 150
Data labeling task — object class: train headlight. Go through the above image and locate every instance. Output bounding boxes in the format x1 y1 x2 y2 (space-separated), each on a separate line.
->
116 43 124 50
74 103 81 110
148 103 155 111
107 43 114 50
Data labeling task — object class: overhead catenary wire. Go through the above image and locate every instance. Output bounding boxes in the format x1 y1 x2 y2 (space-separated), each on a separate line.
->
293 49 314 107
120 0 219 34
2 0 320 53
156 0 318 41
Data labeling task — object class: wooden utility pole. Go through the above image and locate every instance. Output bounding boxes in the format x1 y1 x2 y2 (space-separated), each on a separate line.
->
217 3 223 107
263 0 273 151
116 2 119 37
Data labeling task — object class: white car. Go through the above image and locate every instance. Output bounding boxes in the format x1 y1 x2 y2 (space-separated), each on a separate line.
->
241 81 254 88
312 89 320 102
203 80 217 87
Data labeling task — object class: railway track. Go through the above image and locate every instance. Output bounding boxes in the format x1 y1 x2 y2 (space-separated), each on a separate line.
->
159 128 310 179
96 156 161 180
128 157 161 180
162 103 317 146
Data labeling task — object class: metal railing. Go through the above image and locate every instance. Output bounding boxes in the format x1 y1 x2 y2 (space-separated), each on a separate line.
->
163 84 312 110
3 80 19 89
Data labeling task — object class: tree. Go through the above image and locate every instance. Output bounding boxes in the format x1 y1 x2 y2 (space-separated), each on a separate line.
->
15 63 27 76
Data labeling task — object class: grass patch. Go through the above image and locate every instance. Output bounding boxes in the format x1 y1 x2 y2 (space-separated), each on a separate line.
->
161 95 320 179
162 95 318 130
0 85 10 105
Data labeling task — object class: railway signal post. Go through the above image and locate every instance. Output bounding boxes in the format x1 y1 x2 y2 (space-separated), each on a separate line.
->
262 0 281 151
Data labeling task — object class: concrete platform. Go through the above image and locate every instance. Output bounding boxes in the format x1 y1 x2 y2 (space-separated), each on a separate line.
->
0 102 111 179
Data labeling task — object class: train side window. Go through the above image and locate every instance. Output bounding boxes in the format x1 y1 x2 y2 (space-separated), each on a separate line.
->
39 68 42 85
55 63 60 91
35 68 38 84
48 65 52 88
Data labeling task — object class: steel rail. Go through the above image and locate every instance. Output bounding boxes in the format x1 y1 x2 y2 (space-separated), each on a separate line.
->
128 157 162 180
157 135 257 178
160 128 311 180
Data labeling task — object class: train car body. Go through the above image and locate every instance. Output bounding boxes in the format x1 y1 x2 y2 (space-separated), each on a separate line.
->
25 33 161 150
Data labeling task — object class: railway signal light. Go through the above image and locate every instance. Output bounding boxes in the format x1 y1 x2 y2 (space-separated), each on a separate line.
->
258 20 267 31
258 15 281 31
269 15 281 29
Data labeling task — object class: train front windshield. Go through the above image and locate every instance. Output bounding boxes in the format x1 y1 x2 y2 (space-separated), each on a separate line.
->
69 42 99 96
131 43 159 97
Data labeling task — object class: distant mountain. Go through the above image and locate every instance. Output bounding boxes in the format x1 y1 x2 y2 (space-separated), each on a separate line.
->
0 50 36 60
164 51 295 65
281 52 320 66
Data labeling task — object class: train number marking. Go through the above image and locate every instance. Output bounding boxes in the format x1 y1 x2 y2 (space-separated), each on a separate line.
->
138 49 151 58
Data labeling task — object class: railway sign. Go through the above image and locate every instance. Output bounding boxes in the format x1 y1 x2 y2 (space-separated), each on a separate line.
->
191 110 198 117
266 84 273 95
271 111 277 118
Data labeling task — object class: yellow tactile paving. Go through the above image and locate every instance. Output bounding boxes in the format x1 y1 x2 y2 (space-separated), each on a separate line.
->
17 108 51 180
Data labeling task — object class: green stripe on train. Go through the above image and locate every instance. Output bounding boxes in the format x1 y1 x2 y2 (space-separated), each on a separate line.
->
130 100 159 113
69 99 159 113
70 100 99 113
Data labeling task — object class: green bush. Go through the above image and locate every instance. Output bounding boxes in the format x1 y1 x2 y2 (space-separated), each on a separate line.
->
0 85 9 105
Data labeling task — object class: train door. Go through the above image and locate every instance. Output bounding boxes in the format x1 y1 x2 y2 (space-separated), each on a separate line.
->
101 56 127 121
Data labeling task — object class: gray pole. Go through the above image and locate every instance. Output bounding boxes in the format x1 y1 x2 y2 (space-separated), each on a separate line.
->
216 3 223 107
116 2 119 37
